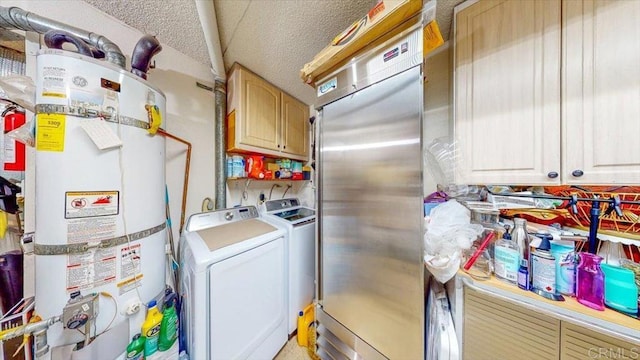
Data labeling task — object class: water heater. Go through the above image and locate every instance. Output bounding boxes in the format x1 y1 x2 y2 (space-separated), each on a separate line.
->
34 49 166 357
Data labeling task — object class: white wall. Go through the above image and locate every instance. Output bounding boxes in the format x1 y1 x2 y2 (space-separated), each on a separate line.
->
3 0 217 244
423 42 453 195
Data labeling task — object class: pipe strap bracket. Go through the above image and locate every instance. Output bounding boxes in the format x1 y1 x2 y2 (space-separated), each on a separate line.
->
34 222 166 255
35 104 150 130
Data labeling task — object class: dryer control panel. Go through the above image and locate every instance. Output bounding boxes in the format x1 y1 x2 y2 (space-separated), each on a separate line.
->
185 206 259 232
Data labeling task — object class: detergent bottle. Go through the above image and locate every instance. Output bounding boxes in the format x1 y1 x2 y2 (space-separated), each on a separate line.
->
125 333 145 360
142 300 163 356
297 303 315 347
158 292 179 351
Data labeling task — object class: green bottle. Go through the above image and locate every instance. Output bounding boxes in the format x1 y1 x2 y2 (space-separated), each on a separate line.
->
158 293 178 351
126 333 145 360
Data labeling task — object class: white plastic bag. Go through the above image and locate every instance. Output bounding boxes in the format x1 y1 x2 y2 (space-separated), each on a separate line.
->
424 200 484 283
0 75 36 112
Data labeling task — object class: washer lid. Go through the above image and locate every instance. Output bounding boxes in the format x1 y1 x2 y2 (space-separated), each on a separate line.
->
196 219 277 252
272 208 315 223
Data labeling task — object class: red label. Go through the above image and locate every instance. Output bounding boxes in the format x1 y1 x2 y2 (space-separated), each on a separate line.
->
368 1 386 22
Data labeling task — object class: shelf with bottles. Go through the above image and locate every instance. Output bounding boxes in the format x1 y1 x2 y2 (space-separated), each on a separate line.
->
226 153 311 181
226 177 310 182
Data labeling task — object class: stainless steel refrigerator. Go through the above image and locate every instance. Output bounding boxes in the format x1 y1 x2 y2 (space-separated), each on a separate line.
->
315 20 425 360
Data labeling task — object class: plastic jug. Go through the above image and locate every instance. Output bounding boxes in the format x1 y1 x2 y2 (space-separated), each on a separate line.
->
125 333 145 360
297 303 315 347
158 292 178 351
142 300 163 356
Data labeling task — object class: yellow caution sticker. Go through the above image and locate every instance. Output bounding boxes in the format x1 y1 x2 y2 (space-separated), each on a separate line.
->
424 20 444 56
36 113 66 152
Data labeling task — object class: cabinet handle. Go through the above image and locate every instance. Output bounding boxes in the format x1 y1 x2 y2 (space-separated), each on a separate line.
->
547 171 559 179
572 169 584 177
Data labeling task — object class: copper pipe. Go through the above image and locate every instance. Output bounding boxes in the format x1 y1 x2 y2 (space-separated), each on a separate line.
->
158 128 191 234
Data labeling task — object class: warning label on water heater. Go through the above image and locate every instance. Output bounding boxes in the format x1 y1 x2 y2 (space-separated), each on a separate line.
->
65 191 119 219
66 248 117 292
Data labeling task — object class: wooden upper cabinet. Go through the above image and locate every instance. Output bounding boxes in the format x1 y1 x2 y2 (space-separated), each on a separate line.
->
454 0 561 185
227 64 309 160
241 68 280 150
281 92 309 158
562 0 640 185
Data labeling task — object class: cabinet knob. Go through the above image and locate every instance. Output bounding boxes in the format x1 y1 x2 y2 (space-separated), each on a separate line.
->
572 169 584 177
283 145 286 149
277 144 280 148
547 171 559 179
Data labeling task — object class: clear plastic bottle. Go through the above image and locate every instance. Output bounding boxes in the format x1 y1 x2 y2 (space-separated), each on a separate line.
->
494 229 520 284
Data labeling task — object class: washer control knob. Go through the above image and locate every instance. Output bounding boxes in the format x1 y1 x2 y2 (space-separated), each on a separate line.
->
224 212 234 221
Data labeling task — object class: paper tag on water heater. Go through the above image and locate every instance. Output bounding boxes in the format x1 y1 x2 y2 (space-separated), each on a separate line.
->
80 119 123 150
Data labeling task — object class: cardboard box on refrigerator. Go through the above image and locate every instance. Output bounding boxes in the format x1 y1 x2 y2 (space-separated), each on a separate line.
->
300 0 423 86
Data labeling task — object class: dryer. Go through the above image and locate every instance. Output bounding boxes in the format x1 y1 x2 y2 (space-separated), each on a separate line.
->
179 206 287 360
260 198 316 335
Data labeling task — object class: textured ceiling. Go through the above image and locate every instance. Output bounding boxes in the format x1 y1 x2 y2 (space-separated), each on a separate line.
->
82 0 463 106
82 0 211 65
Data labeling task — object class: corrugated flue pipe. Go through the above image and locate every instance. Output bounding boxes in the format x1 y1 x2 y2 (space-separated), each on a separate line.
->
0 6 126 68
214 79 227 209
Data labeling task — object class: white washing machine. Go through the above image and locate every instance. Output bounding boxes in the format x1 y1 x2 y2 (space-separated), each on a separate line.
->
260 198 316 335
179 206 287 360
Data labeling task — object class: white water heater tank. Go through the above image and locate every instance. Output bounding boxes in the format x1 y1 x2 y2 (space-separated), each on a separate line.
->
34 49 166 356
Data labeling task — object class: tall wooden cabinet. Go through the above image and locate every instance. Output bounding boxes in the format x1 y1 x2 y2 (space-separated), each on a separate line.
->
454 0 640 185
454 0 561 185
563 0 640 184
227 63 309 161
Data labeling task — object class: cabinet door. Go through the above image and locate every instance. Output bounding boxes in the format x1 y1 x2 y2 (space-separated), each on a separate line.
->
560 322 638 360
281 92 309 158
240 68 281 150
463 287 560 360
563 0 640 184
454 0 561 185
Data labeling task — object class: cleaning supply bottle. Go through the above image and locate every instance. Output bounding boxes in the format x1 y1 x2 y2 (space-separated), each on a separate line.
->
531 233 556 295
517 259 530 290
493 229 520 284
158 292 179 351
297 303 315 347
126 333 145 360
142 300 163 356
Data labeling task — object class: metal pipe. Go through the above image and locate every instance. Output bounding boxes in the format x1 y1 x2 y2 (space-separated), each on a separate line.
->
43 30 95 57
158 129 191 235
0 6 126 68
214 79 227 209
131 35 162 80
